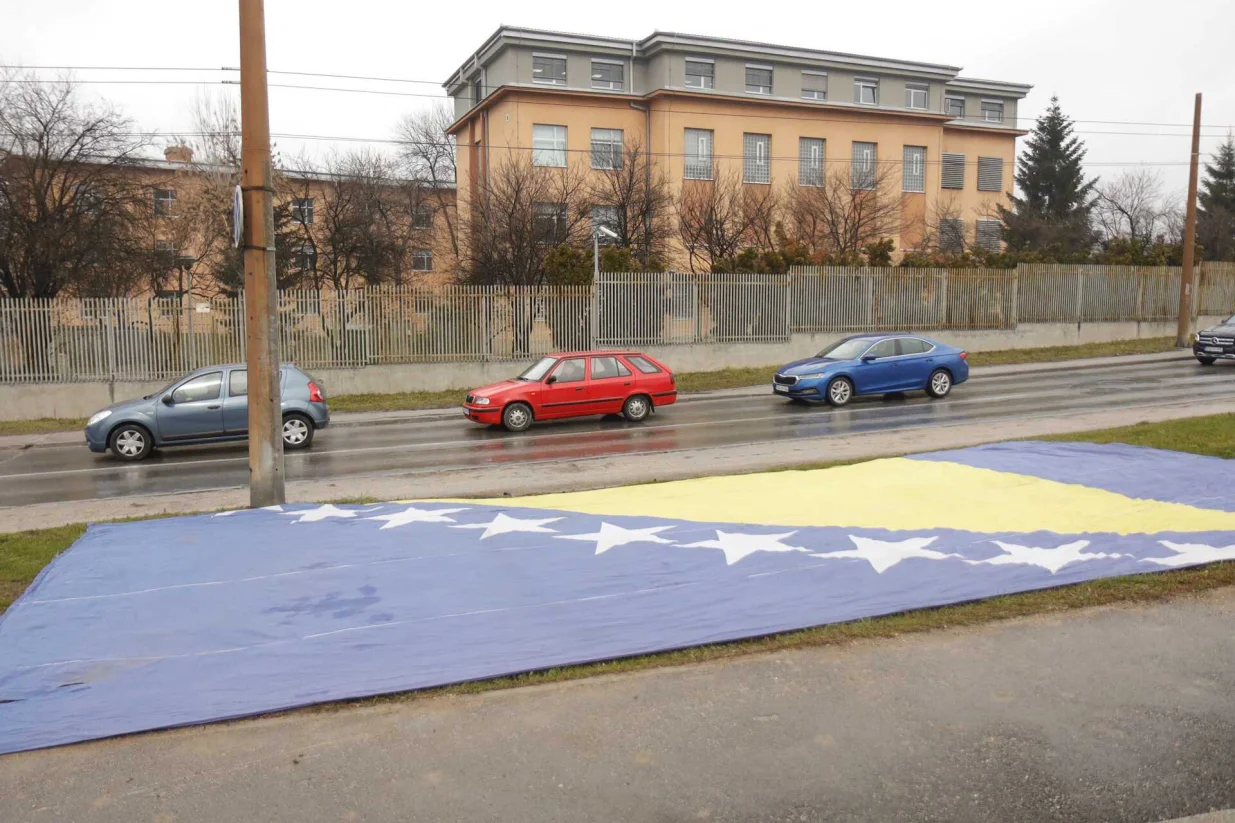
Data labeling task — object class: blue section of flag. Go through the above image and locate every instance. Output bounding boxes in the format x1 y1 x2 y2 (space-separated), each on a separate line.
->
911 441 1235 511
0 500 1232 755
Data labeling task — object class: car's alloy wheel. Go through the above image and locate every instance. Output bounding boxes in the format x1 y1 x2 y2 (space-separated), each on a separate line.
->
622 395 651 422
827 377 853 407
110 425 151 461
928 369 953 398
282 414 315 449
502 403 533 432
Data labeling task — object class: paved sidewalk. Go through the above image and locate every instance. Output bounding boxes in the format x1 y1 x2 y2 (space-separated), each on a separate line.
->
0 350 1193 451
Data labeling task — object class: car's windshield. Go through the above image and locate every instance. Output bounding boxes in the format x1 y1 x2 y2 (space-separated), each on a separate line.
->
143 378 179 400
815 337 875 361
518 356 557 381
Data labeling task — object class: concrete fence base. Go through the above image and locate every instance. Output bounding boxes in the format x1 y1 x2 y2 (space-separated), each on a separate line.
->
0 319 1209 422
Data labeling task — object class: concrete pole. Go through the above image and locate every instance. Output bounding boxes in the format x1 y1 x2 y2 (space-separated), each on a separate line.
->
1176 92 1203 347
239 0 285 506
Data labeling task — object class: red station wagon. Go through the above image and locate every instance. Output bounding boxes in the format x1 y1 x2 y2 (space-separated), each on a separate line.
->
463 351 677 432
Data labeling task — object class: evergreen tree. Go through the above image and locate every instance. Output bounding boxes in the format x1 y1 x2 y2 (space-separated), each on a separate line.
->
998 96 1097 257
1198 134 1235 260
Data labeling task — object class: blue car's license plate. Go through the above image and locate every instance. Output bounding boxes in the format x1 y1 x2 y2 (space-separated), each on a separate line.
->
774 384 788 393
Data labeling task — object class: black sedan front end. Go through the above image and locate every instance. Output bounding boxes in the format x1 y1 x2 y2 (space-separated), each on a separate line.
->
1194 327 1235 364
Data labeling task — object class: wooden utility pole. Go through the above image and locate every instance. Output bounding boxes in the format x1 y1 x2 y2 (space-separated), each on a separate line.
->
239 0 285 506
1176 92 1203 347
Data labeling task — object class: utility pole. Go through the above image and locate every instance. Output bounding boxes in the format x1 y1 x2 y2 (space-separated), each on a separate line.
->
239 0 285 506
1176 92 1203 347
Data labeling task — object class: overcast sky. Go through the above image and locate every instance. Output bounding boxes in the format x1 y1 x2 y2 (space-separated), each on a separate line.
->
3 0 1232 199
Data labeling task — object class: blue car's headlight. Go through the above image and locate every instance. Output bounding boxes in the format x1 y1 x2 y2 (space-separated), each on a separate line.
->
87 410 112 427
797 373 829 380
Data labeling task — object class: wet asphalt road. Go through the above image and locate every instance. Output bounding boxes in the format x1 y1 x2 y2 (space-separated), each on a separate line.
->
0 356 1229 508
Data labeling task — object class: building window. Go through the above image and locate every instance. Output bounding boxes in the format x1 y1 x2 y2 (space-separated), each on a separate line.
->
941 153 966 189
591 60 624 91
532 124 567 167
532 54 566 86
743 133 771 184
851 142 877 190
590 128 624 170
412 204 433 230
685 59 714 89
684 128 714 180
854 78 878 105
153 188 177 216
945 96 966 119
940 218 965 253
745 65 773 95
802 71 828 101
976 220 1002 252
977 157 1004 192
411 249 434 271
905 83 928 110
533 202 568 244
472 78 483 105
902 145 926 193
293 245 316 272
798 137 825 187
592 205 620 241
982 100 1005 123
292 197 314 225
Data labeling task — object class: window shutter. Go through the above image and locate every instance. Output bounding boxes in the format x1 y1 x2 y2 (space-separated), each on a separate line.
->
977 157 1003 192
941 153 965 189
940 218 966 252
976 220 1002 252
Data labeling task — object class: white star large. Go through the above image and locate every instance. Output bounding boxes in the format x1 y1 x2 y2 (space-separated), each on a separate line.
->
367 506 468 530
970 540 1119 574
811 535 953 574
282 504 375 524
681 530 806 565
452 512 562 540
1142 541 1235 568
556 522 675 555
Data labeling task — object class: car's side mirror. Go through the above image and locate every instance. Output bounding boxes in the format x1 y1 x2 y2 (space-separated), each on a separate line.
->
545 375 558 385
162 394 175 405
861 355 877 362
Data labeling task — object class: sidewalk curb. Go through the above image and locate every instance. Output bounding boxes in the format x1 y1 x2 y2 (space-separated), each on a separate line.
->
0 350 1196 449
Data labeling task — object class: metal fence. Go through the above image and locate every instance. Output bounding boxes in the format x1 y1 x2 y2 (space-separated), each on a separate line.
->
3 264 1235 384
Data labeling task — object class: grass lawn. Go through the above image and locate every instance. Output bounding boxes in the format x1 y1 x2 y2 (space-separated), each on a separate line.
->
1049 412 1235 459
0 524 86 614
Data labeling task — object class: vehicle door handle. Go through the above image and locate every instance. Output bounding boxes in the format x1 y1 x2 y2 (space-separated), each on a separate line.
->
624 381 631 386
207 404 221 410
575 387 584 392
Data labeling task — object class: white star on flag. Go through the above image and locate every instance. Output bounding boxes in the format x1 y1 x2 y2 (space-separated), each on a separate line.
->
811 535 952 574
1142 541 1235 568
681 530 806 565
367 506 468 530
556 522 675 555
970 540 1118 574
452 512 562 540
282 504 375 524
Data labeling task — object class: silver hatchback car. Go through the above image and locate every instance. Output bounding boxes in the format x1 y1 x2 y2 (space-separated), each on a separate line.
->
85 363 330 461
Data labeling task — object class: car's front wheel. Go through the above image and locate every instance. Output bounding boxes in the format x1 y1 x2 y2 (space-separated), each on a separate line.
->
109 423 153 461
1198 356 1217 366
927 368 953 398
282 413 315 450
622 394 652 422
826 377 854 407
502 402 534 433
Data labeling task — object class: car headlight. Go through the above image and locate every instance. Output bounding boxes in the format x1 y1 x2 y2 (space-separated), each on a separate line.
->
797 373 829 380
87 410 112 427
473 397 492 406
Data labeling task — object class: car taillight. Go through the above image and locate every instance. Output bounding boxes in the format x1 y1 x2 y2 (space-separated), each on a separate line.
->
959 351 968 360
308 381 324 403
669 372 676 386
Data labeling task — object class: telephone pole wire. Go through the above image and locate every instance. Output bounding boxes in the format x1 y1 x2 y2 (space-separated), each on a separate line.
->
1176 92 1203 348
239 0 285 506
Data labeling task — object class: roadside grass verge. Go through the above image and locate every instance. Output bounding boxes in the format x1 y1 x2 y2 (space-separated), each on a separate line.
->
0 337 1185 435
1047 412 1235 459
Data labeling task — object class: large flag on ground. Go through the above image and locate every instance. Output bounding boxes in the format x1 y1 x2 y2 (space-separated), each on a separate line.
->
1 441 1233 755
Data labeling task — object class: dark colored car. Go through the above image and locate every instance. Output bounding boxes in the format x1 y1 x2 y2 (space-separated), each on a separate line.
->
773 333 969 406
463 351 677 432
85 363 329 460
1194 317 1235 364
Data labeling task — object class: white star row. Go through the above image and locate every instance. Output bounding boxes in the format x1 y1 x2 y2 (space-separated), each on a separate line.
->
219 504 1235 573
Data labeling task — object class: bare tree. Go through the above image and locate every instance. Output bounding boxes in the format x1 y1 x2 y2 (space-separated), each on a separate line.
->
463 151 592 286
0 72 152 297
781 162 902 260
394 103 459 261
586 139 673 268
1094 168 1172 253
675 168 761 273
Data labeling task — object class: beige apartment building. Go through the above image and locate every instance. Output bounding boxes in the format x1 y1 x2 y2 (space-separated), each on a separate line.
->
445 27 1030 261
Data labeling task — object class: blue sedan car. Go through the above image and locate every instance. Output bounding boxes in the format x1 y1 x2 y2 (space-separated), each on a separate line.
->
773 333 969 406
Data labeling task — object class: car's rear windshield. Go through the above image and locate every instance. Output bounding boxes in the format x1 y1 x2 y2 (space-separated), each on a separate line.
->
518 356 557 381
626 355 662 374
816 337 875 361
